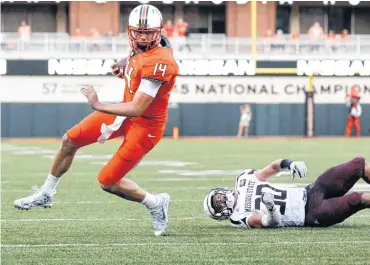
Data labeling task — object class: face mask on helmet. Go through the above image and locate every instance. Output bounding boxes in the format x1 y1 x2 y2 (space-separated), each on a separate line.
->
127 27 161 52
203 188 235 220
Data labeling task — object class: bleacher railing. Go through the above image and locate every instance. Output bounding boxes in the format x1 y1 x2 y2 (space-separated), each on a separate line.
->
1 32 370 59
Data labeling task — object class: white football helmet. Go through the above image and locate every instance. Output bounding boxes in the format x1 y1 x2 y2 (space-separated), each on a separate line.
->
127 4 163 52
203 188 236 220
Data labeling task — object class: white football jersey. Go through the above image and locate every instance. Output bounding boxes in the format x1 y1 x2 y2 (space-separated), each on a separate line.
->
230 169 307 228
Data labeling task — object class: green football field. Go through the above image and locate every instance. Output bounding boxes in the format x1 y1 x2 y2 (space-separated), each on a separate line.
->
1 138 370 265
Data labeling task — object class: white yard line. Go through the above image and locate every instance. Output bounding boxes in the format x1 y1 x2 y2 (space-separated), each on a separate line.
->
1 199 202 204
2 241 370 249
1 217 204 222
6 183 369 193
3 213 370 223
54 199 202 204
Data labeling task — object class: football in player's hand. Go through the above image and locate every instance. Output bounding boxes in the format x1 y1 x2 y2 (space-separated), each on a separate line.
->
111 57 127 79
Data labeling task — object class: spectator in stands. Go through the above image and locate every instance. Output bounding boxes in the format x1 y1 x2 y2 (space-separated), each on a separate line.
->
308 22 323 52
163 20 175 39
264 29 274 39
327 30 336 39
90 28 100 38
89 28 101 51
104 30 114 50
327 30 337 52
341 29 349 40
308 22 324 39
18 21 32 40
263 29 274 52
275 29 285 51
105 30 114 37
345 85 362 137
276 29 284 38
17 21 32 50
72 28 84 51
291 32 300 40
237 104 252 137
289 32 300 53
338 29 351 52
175 18 191 52
74 28 83 38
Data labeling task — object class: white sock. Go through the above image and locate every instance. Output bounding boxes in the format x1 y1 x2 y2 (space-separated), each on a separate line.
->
141 192 158 208
41 173 60 195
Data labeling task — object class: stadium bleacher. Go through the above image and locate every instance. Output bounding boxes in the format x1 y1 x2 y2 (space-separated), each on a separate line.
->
2 32 370 59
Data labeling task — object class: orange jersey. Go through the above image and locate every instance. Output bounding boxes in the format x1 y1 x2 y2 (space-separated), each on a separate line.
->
123 47 179 129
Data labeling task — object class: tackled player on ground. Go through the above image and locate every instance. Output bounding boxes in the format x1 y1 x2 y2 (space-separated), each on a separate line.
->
204 157 370 228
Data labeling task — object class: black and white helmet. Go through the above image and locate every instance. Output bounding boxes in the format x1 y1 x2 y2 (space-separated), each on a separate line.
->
203 188 235 220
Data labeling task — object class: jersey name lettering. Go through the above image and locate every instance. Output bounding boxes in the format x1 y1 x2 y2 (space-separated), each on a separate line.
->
244 180 255 212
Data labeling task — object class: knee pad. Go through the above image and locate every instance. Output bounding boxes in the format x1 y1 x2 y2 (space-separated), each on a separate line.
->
98 170 116 187
97 155 132 186
66 125 81 143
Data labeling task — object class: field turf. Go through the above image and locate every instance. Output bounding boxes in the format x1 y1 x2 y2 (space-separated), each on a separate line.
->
1 138 370 265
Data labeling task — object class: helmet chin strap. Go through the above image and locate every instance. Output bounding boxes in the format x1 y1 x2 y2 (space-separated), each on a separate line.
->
136 41 157 52
137 43 147 51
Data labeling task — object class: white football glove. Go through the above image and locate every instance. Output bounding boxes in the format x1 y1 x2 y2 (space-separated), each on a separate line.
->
290 161 308 179
261 192 275 211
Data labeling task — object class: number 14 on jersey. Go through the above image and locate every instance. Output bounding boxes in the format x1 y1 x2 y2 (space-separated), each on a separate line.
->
153 63 167 77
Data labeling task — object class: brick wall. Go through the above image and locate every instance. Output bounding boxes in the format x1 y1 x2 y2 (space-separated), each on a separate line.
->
69 1 119 36
226 1 276 37
68 1 276 37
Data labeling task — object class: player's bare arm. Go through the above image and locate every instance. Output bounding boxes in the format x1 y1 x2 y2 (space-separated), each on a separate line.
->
256 159 308 181
80 79 162 117
247 214 281 229
95 91 154 117
245 215 263 228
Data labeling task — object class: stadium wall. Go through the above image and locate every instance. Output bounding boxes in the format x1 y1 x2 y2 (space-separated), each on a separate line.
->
2 103 370 138
1 59 370 138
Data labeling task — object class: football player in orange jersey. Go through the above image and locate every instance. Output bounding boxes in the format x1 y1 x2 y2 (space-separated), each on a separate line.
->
14 4 179 236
